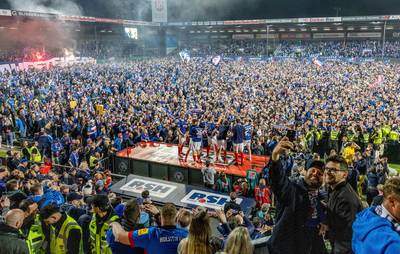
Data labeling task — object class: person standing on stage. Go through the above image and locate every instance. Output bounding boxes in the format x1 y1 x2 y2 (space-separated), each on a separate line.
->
217 120 230 164
185 119 203 163
211 120 220 162
177 114 188 159
232 119 245 165
244 118 253 161
205 116 217 158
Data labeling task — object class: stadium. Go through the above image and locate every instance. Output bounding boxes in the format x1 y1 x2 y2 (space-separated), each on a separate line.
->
0 1 399 254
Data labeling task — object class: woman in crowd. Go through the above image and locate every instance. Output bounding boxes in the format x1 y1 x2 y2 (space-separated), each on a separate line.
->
178 207 212 254
223 227 254 254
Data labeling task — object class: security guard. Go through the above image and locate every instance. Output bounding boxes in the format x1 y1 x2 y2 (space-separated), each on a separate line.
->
89 195 119 254
382 123 391 140
386 127 400 161
40 204 82 254
360 129 370 152
29 142 42 163
110 203 188 254
329 125 340 153
372 126 384 157
26 215 46 254
19 199 46 254
346 127 357 143
388 128 399 144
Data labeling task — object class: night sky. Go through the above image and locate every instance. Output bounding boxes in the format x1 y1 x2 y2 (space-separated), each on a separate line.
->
0 0 398 21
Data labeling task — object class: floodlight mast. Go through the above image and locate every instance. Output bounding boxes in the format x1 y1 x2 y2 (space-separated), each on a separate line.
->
382 21 387 59
266 25 271 57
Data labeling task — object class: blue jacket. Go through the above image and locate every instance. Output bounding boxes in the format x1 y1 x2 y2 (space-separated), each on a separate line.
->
15 118 26 133
352 207 400 254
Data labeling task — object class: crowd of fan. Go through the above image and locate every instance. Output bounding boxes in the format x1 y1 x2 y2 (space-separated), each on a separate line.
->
1 58 400 162
275 40 400 58
0 55 399 253
186 40 268 56
183 39 400 58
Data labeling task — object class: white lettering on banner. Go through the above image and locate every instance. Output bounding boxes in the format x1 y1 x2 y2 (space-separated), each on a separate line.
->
232 34 254 40
120 179 176 198
181 190 243 210
0 9 11 16
313 33 345 39
151 0 167 23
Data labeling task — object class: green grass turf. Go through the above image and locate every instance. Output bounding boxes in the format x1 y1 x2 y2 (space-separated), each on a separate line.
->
389 163 400 173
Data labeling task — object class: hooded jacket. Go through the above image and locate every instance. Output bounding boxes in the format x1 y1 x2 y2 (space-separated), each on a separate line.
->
352 207 400 254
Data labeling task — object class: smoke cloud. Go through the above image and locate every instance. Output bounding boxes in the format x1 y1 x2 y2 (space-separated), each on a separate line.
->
2 0 82 55
92 0 151 21
7 0 82 16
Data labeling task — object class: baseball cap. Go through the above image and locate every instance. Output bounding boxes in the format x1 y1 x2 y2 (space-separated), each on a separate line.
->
67 192 83 202
307 160 325 171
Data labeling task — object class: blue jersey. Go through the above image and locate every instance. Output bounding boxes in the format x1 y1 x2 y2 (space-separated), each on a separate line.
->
128 226 188 254
189 125 202 142
232 124 245 144
217 125 229 140
178 119 188 134
206 122 216 136
244 124 252 141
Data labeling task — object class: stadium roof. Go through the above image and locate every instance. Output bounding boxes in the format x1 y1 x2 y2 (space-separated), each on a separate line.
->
1 8 400 35
1 8 399 26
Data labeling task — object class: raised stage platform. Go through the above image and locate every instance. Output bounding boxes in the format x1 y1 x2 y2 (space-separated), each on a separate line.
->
113 142 268 186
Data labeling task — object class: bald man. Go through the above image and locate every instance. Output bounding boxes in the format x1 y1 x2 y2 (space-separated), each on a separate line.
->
0 208 29 254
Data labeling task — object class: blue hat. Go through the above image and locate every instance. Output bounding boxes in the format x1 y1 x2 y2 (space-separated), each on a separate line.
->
20 158 28 164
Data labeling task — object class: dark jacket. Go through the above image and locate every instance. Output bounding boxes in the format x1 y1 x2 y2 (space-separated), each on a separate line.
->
327 181 363 254
223 200 242 214
267 159 327 254
0 222 30 254
217 216 255 239
78 213 93 254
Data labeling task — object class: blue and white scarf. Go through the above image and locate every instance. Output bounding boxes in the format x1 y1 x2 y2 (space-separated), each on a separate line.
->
375 205 400 233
